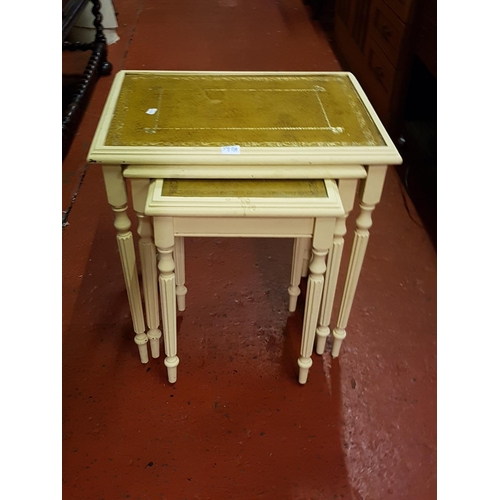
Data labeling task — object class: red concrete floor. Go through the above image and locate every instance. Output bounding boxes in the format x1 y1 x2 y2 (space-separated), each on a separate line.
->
62 1 437 499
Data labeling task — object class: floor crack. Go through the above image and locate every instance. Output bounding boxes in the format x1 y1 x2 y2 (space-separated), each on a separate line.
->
63 164 89 229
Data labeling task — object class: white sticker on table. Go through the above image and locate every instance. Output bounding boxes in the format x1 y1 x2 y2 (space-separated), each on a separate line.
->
146 108 158 115
221 145 240 155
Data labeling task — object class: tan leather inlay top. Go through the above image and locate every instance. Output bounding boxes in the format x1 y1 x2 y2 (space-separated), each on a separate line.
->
106 74 385 147
161 179 328 198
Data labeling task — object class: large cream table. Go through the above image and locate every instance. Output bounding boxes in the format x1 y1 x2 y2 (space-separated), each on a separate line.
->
87 70 402 373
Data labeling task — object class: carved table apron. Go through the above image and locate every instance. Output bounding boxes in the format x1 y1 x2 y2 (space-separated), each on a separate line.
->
87 70 402 371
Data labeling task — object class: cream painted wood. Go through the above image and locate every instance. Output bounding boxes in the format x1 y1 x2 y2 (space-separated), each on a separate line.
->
301 239 310 278
174 237 187 311
102 166 148 363
88 71 402 372
93 149 398 169
153 216 179 383
146 179 344 384
131 179 162 359
288 238 308 312
315 179 358 355
145 178 342 218
332 166 388 357
123 164 369 180
298 218 335 384
171 217 315 238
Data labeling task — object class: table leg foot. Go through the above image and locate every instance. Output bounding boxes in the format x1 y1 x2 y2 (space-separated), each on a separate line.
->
165 356 179 383
135 336 149 364
298 356 313 384
176 287 187 312
315 326 330 354
148 328 162 358
99 60 112 76
332 328 346 358
288 286 300 312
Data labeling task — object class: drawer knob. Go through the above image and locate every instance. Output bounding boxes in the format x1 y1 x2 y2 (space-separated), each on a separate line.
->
380 25 392 39
374 65 385 79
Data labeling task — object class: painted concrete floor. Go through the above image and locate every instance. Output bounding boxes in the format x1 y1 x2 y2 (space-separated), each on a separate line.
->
62 1 437 498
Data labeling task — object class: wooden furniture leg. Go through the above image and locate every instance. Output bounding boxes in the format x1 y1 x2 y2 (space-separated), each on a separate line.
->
301 238 312 277
102 166 148 362
131 179 162 359
315 179 358 354
332 166 388 357
146 178 344 384
288 237 308 312
174 237 187 311
154 216 179 383
298 218 335 384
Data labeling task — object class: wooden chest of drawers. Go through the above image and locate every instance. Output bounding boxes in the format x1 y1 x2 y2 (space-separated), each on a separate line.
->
333 0 434 137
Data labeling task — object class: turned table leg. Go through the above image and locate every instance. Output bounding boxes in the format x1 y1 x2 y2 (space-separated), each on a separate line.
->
131 180 162 359
315 179 358 354
332 166 388 358
298 218 335 384
154 216 179 383
102 166 148 363
174 237 187 311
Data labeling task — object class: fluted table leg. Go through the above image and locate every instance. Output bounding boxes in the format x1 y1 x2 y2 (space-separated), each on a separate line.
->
131 180 161 359
154 217 179 383
332 166 388 358
102 166 147 363
315 179 358 354
298 218 335 384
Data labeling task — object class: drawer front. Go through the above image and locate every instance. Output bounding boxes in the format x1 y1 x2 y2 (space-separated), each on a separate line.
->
366 37 397 96
383 0 413 23
370 0 405 66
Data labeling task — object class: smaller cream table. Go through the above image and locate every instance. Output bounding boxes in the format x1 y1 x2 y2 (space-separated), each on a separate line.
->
145 178 344 384
87 70 402 377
